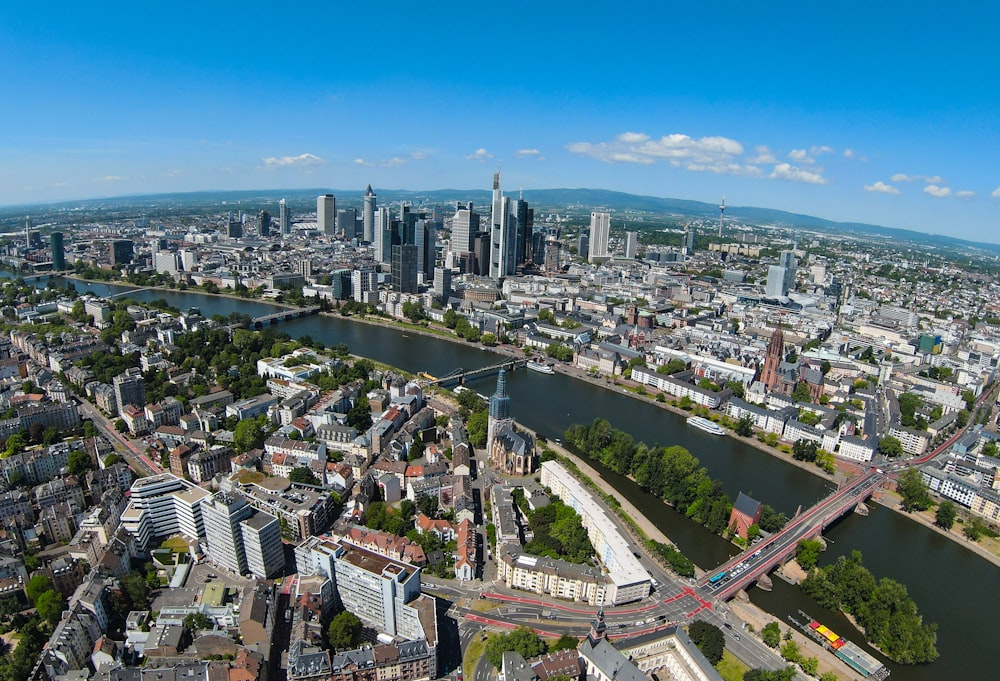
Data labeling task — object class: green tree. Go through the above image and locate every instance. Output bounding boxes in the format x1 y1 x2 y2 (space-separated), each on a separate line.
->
550 633 579 652
743 670 796 681
791 381 812 403
935 500 957 530
25 574 54 603
289 467 320 485
122 571 150 610
780 639 801 663
735 415 754 437
791 439 819 462
184 612 212 631
234 418 267 452
657 358 688 375
897 468 932 511
480 333 497 347
761 621 781 648
799 657 818 676
328 611 362 650
819 673 840 681
35 590 65 626
484 626 547 668
401 301 424 323
795 539 823 570
877 435 904 459
687 620 725 665
67 449 93 477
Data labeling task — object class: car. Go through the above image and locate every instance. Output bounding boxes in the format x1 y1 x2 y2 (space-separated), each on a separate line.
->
723 622 732 629
733 633 741 641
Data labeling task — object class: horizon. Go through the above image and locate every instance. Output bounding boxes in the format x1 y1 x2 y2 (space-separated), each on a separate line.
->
2 2 998 243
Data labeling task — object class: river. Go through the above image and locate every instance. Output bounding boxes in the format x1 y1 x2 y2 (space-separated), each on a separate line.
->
40 278 1000 680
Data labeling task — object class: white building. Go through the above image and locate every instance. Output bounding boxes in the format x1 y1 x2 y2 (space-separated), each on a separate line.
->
120 473 209 553
588 212 610 263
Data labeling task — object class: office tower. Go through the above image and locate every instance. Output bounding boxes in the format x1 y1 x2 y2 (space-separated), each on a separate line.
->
202 492 252 575
473 233 491 276
624 231 638 259
330 269 352 299
279 198 289 235
375 206 392 263
113 367 146 414
50 232 65 271
258 210 271 237
179 249 198 271
414 218 435 281
110 239 134 266
514 195 532 266
588 212 610 263
154 251 179 274
363 185 376 243
532 231 547 266
352 268 377 302
391 244 418 293
683 228 695 254
544 238 562 272
451 202 479 254
433 268 452 301
227 219 243 239
578 233 589 258
765 250 797 297
318 194 336 235
488 172 518 279
299 259 313 279
240 510 285 578
337 208 358 238
121 473 209 552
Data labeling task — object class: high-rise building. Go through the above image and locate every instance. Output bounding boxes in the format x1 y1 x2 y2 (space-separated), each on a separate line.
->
765 250 797 297
488 171 519 279
544 238 562 272
120 473 210 553
338 208 358 238
391 244 418 293
113 368 146 415
50 232 65 271
154 251 179 274
278 198 289 235
433 268 452 301
317 194 336 235
683 228 695 255
352 268 378 302
624 231 638 259
202 492 285 579
226 219 243 239
588 212 610 263
375 206 392 263
414 218 435 281
514 196 532 266
363 185 377 243
451 202 479 255
258 210 271 237
109 240 134 266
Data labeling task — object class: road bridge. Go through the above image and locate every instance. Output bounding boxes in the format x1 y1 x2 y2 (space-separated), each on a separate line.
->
427 358 527 386
701 471 885 601
251 305 321 326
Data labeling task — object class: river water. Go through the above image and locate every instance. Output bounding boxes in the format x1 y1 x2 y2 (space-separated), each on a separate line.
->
44 279 999 680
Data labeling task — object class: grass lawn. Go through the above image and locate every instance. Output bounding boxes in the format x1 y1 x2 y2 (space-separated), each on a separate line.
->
463 633 493 677
716 649 750 681
159 536 190 552
471 599 501 613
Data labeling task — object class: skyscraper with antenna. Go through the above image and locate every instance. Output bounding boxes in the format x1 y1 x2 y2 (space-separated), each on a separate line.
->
718 196 726 238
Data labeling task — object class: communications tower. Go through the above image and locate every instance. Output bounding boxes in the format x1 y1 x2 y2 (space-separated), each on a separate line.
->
718 196 726 237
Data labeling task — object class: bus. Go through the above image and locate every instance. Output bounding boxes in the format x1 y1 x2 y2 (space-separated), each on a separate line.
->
709 571 726 585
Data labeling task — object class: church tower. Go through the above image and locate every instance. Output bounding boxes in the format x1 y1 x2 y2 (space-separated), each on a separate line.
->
487 369 512 456
760 323 784 390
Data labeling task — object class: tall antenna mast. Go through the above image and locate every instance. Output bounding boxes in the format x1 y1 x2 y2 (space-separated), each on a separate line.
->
718 195 726 238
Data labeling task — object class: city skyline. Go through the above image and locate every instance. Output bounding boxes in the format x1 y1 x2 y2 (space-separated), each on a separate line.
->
2 2 998 242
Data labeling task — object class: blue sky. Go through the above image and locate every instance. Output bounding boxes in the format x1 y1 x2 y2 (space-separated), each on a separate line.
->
2 2 998 242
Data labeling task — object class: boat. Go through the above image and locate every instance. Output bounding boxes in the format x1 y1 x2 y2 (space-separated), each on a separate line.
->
527 361 555 374
791 611 890 680
686 416 726 436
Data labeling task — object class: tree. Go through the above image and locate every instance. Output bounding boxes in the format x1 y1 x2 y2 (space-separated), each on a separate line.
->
289 467 320 485
481 333 497 347
743 669 796 681
897 468 931 511
687 620 725 665
35 590 65 625
791 381 812 403
122 571 151 610
735 415 754 437
443 309 458 329
401 301 424 323
67 449 93 477
819 673 840 681
25 574 54 603
550 633 579 652
328 611 362 650
791 439 819 462
780 639 801 663
799 657 818 676
877 436 904 459
184 612 212 631
485 626 547 668
795 539 823 570
762 621 781 648
234 418 267 452
935 500 957 530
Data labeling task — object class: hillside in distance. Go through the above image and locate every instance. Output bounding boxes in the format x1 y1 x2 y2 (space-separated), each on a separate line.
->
3 187 998 255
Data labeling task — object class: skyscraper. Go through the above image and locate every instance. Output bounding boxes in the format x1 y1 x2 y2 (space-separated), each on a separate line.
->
338 208 358 238
514 195 532 266
624 231 638 259
451 202 479 255
50 232 65 271
363 185 376 243
765 250 797 297
258 210 271 237
488 171 519 279
110 240 134 266
202 491 284 578
588 212 610 263
683 228 695 255
113 368 145 415
391 244 418 293
414 218 435 281
279 198 289 235
375 206 392 263
317 194 336 235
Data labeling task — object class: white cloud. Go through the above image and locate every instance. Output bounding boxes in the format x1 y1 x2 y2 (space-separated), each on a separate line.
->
409 149 432 160
262 153 325 169
956 190 976 199
567 131 753 175
864 181 900 195
514 148 542 158
788 149 813 163
923 184 952 198
992 187 1000 198
354 158 371 166
162 169 183 177
747 145 777 164
843 148 856 158
811 145 835 156
891 173 943 183
97 175 124 182
770 163 827 185
465 148 494 161
354 156 409 168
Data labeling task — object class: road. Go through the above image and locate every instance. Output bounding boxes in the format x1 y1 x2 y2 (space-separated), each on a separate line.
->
76 396 161 476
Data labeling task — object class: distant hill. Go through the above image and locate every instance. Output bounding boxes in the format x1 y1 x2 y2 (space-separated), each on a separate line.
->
3 186 998 255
